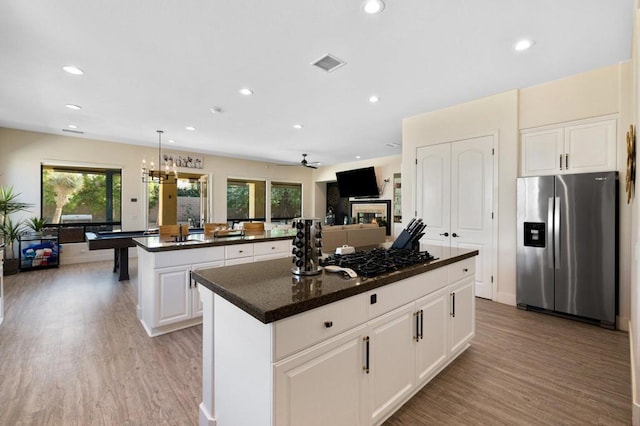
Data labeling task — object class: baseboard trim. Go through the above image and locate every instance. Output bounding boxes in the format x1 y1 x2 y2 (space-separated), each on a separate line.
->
496 291 516 306
199 402 216 426
630 320 639 426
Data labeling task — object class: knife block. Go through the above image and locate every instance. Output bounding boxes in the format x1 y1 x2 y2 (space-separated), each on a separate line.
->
291 218 323 276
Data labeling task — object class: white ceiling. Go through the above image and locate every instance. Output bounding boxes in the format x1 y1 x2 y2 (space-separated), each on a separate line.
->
0 0 633 166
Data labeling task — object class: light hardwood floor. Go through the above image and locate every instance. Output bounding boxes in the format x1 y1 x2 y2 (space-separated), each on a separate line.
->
0 261 631 425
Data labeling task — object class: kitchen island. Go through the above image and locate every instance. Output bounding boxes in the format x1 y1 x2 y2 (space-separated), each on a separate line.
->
192 245 478 426
132 229 296 336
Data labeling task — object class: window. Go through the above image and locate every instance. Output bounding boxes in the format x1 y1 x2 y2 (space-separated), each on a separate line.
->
41 165 122 242
227 178 266 222
147 174 205 229
271 181 301 221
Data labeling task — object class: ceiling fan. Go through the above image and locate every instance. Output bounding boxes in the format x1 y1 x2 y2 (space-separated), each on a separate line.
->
280 153 320 169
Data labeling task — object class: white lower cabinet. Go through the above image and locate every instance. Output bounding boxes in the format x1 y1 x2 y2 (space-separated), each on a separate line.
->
155 259 225 328
449 276 475 356
274 325 368 426
368 303 417 425
272 261 476 426
416 287 449 385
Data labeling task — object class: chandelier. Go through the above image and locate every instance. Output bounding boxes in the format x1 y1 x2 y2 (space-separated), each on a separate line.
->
141 130 177 184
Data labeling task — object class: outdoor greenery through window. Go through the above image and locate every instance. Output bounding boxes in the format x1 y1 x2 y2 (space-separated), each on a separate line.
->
271 181 302 221
42 165 122 225
227 179 266 222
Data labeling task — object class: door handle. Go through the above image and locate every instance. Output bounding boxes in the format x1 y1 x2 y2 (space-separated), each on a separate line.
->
560 154 563 170
565 153 569 169
363 336 370 374
439 232 449 237
452 232 461 238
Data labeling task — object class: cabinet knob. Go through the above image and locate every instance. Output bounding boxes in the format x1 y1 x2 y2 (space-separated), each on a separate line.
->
439 232 449 237
452 233 460 238
324 321 333 328
463 268 468 272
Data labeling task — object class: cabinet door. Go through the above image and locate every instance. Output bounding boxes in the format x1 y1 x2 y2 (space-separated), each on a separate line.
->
368 303 416 425
416 143 451 247
564 119 616 174
191 260 225 318
521 128 564 176
415 287 449 385
155 266 191 326
274 325 367 426
449 277 475 356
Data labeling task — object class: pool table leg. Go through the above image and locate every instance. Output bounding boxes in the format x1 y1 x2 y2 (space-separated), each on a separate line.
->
114 247 130 281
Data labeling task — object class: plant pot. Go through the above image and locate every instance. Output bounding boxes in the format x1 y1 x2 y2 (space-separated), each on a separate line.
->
3 258 19 275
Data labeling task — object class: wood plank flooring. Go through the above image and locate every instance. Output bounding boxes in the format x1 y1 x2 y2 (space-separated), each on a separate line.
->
0 262 631 425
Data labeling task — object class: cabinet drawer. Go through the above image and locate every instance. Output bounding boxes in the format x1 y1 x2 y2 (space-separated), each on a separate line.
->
367 266 448 319
154 246 225 266
225 243 254 259
448 257 475 283
274 294 367 361
253 240 291 256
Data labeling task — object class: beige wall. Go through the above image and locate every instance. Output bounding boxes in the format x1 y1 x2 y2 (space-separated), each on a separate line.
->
0 128 315 262
402 62 633 325
402 90 519 306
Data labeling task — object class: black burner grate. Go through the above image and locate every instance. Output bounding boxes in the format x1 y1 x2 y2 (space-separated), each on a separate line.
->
320 247 435 277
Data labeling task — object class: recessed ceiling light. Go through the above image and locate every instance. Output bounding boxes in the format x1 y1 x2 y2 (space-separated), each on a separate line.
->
65 104 82 110
356 155 361 159
293 124 303 129
363 0 385 14
67 124 78 129
514 39 535 52
185 126 196 131
210 107 222 114
62 65 84 75
239 88 253 96
369 95 380 103
168 139 176 144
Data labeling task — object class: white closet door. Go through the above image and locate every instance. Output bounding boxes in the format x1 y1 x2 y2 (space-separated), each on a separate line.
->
416 144 451 247
450 136 494 299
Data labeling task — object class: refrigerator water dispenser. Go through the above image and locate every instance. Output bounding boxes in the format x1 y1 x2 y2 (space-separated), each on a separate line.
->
523 222 545 248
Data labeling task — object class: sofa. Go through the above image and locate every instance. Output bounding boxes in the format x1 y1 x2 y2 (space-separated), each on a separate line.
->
321 223 386 253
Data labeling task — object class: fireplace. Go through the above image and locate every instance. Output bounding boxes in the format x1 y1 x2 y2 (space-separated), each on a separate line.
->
349 200 391 235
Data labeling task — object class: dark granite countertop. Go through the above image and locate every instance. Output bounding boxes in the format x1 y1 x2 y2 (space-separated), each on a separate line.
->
191 245 478 324
132 229 297 252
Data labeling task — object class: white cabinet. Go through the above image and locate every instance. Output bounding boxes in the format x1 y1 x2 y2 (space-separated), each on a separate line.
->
225 243 254 265
274 325 368 426
368 303 417 425
254 240 291 261
271 259 476 426
449 276 475 356
155 259 225 328
520 116 617 176
415 287 449 385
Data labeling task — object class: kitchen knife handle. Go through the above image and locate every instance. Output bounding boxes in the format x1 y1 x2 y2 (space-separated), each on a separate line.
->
554 196 560 270
547 197 554 268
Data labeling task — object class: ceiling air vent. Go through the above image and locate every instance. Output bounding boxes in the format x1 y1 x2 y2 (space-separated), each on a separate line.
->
311 54 346 73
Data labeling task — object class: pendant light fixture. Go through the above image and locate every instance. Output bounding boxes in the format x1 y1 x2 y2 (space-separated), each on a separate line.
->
141 130 177 184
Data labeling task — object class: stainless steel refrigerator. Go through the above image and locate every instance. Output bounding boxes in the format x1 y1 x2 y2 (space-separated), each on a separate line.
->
516 172 617 328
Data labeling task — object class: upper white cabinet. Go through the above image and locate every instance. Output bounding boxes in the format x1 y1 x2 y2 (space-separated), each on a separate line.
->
521 116 617 176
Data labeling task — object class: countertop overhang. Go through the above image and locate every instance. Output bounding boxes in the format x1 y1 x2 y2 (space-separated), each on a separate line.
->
132 229 297 252
191 245 478 324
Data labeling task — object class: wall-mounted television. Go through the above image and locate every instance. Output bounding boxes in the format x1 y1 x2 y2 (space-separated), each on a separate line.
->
335 166 379 198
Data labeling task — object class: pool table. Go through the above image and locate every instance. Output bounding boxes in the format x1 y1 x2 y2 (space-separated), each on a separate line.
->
86 230 160 281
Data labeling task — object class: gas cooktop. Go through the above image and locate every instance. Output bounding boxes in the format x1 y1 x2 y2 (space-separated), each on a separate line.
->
320 247 436 278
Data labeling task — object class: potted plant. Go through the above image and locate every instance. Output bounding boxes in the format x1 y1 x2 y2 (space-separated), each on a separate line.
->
25 216 47 234
0 186 32 275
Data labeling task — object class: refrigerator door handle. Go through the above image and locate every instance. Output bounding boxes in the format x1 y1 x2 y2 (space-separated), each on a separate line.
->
547 197 554 267
554 196 560 270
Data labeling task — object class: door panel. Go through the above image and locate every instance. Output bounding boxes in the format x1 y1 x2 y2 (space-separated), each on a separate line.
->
416 144 450 246
450 136 494 299
516 176 555 310
554 173 616 323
